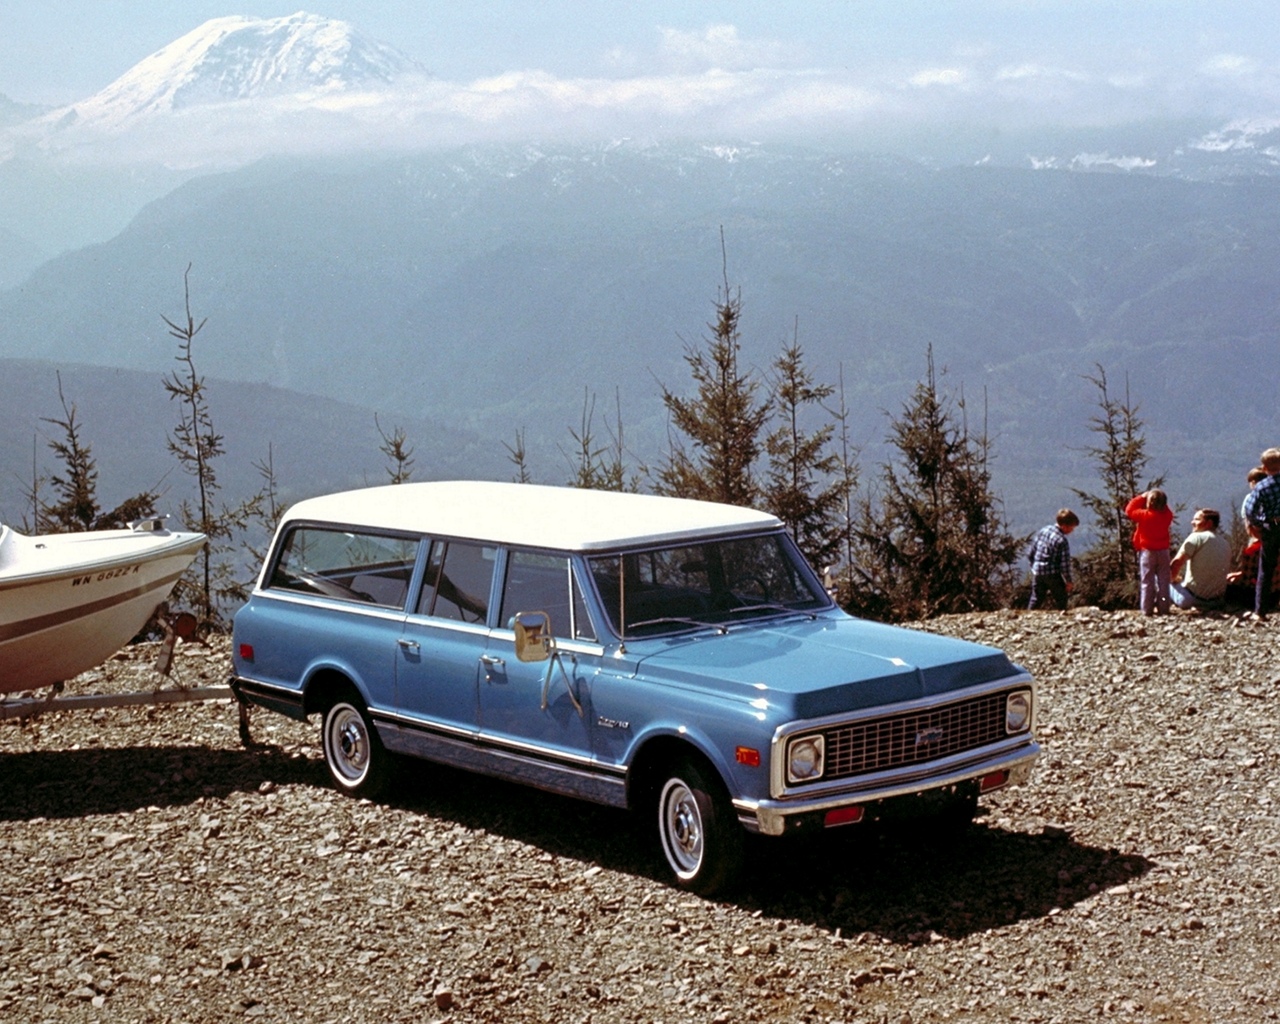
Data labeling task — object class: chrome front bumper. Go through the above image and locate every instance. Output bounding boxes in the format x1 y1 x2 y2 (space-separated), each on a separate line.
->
735 739 1040 836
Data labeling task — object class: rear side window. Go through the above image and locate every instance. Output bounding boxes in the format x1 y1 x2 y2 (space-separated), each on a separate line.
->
417 541 495 624
268 527 420 609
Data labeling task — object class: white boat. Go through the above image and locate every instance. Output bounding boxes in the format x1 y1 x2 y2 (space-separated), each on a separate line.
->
0 518 206 694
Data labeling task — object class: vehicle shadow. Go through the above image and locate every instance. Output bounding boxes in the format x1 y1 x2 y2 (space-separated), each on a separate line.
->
0 743 325 820
390 759 1153 942
0 743 1151 944
736 821 1153 942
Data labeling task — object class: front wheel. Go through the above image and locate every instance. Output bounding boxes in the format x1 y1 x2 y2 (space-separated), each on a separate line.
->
321 695 390 799
656 758 744 896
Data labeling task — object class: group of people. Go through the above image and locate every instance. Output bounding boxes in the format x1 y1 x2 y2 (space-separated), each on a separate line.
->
1026 447 1280 618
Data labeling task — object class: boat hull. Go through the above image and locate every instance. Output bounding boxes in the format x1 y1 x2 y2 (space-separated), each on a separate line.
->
0 526 205 693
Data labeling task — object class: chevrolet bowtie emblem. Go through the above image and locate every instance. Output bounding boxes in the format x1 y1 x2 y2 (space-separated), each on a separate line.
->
915 726 945 746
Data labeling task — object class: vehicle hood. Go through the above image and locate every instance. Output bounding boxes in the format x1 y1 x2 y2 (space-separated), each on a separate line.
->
626 613 1022 719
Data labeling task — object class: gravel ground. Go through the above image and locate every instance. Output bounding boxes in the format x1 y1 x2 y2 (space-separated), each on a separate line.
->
1 608 1277 1024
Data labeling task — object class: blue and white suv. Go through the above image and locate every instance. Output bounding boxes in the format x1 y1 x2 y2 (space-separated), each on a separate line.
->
230 481 1038 893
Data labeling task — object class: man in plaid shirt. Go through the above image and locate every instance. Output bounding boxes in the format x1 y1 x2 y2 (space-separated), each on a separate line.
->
1242 447 1280 619
1027 509 1079 610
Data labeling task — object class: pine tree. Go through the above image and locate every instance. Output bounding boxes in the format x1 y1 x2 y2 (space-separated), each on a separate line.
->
764 331 844 570
656 238 769 506
849 348 1020 620
37 372 158 533
39 373 99 532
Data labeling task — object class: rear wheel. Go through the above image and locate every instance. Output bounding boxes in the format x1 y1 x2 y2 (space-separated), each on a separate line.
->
656 757 744 896
321 693 390 799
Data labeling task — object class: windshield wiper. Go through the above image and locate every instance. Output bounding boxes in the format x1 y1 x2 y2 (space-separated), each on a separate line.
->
626 616 728 635
726 602 818 620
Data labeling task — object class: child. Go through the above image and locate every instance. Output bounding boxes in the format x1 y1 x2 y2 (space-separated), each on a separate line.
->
1125 489 1173 615
1027 509 1079 610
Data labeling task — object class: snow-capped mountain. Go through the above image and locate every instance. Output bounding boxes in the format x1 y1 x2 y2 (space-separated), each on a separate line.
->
1185 117 1280 174
4 9 1277 181
52 11 426 129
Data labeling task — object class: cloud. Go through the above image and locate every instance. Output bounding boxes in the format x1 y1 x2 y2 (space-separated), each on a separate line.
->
1200 53 1258 78
1069 152 1158 171
654 24 795 73
996 63 1089 84
1105 73 1150 90
908 67 968 89
13 18 1276 168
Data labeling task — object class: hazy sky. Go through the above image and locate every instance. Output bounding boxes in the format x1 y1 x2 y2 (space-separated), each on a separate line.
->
3 2 1279 138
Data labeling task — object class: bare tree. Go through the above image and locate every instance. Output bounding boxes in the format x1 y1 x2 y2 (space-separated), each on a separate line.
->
564 387 635 491
162 264 260 629
504 428 533 483
375 415 415 484
1070 364 1163 607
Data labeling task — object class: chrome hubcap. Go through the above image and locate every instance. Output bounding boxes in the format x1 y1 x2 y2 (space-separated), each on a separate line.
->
327 705 368 782
660 779 703 876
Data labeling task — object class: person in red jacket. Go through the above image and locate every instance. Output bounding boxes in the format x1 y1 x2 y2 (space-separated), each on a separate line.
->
1125 488 1174 616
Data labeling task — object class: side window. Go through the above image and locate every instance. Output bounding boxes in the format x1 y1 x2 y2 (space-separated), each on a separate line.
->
500 550 596 642
416 541 494 624
268 527 419 609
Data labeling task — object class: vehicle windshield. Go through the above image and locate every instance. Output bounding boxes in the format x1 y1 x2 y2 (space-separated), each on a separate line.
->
587 532 829 638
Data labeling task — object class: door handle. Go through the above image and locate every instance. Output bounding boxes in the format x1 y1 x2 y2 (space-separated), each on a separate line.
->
480 654 505 668
398 638 420 652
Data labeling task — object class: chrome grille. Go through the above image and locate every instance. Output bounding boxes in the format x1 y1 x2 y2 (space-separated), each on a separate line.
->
821 691 1011 782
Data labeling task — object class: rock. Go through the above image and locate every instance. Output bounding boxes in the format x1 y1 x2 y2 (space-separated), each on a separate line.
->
3 622 1277 1024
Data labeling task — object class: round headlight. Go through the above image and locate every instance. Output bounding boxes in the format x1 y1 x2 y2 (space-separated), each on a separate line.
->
787 735 825 783
1006 691 1031 733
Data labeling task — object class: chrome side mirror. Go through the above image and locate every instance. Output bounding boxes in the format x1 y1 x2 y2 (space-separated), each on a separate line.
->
511 610 552 663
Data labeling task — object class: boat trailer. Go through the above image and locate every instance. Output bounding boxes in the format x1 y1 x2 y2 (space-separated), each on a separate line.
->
0 611 251 744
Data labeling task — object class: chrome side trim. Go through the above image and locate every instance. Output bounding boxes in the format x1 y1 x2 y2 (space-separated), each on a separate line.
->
487 630 606 659
373 706 482 744
233 670 626 779
252 589 409 623
380 717 628 809
379 707 626 777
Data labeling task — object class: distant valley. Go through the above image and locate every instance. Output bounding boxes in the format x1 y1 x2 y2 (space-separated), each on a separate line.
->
2 141 1279 539
0 359 506 531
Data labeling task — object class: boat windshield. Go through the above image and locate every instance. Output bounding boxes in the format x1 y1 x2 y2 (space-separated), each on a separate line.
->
586 532 829 638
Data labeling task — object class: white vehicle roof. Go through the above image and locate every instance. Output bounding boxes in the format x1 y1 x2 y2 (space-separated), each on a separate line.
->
280 481 782 552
